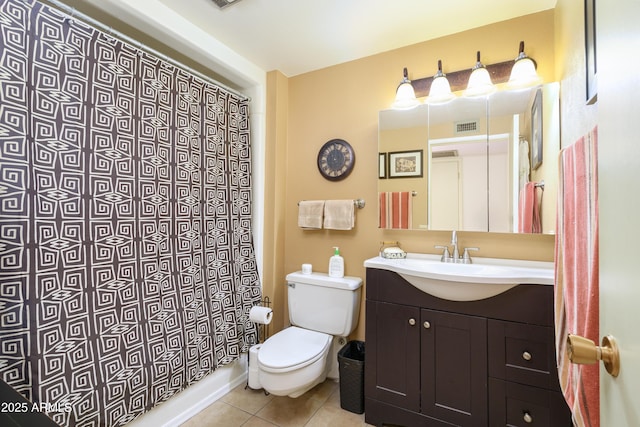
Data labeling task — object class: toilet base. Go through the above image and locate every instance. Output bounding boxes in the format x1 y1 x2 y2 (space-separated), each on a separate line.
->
275 373 327 398
327 336 347 380
258 343 331 398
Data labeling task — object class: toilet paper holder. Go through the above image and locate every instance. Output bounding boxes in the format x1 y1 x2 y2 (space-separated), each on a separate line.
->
254 296 271 343
246 296 272 394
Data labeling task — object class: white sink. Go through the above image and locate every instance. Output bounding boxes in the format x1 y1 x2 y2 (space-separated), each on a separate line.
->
363 253 554 301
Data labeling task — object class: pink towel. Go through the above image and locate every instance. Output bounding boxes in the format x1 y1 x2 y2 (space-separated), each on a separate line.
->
518 182 542 233
555 127 599 427
378 192 412 229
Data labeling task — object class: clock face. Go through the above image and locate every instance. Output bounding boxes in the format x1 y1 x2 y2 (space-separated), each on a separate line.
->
317 139 355 181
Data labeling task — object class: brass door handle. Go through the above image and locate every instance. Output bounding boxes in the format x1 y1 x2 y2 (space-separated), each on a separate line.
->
567 334 620 377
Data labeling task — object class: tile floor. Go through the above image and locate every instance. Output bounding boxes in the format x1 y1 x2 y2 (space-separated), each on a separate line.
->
180 379 374 427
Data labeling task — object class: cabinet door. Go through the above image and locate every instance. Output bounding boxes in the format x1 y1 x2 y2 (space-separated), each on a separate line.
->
421 309 488 426
365 301 420 412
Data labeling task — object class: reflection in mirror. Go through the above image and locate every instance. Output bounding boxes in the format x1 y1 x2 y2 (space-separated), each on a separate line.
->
378 82 560 233
379 105 428 229
428 96 488 231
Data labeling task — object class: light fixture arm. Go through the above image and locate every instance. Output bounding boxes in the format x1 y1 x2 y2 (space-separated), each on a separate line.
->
396 66 412 89
518 40 525 56
514 40 537 67
472 51 487 70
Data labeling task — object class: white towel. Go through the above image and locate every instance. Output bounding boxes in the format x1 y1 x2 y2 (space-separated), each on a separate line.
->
323 199 355 230
298 200 325 229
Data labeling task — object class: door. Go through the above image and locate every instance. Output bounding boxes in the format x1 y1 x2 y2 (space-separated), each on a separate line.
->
430 158 461 230
598 1 640 425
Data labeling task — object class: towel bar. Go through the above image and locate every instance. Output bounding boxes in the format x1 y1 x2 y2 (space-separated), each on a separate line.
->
535 181 545 189
297 199 366 209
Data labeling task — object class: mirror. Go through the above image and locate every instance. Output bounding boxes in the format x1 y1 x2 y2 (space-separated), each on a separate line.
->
378 82 559 233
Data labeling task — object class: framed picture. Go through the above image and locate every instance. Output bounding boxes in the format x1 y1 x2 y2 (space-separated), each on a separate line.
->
378 152 387 179
530 88 543 170
585 0 597 104
389 149 423 178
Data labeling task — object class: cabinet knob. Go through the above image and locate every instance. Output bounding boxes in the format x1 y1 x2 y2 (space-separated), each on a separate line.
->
423 321 431 329
523 411 533 423
522 351 532 361
408 318 416 326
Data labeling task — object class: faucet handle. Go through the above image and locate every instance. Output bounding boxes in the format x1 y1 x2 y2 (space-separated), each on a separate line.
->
434 245 451 262
461 247 479 264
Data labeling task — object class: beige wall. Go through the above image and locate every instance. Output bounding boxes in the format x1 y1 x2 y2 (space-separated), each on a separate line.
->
554 1 598 146
262 70 289 335
265 11 557 341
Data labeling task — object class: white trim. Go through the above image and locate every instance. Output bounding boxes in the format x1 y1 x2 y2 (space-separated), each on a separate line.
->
127 356 248 427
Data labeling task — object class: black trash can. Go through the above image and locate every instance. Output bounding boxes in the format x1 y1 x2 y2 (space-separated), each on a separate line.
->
337 340 365 414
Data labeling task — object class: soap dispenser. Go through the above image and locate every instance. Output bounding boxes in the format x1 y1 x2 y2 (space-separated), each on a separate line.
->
328 247 344 278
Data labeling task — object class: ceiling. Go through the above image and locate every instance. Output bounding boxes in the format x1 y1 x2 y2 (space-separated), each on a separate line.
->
154 0 557 77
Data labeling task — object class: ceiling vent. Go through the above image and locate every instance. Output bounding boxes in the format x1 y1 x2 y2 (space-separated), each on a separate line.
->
211 0 242 9
455 120 479 134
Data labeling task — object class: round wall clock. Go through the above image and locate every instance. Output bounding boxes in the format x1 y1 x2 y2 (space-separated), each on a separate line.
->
317 138 355 181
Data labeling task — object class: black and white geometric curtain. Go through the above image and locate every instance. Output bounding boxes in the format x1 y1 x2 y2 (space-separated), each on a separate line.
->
0 1 262 426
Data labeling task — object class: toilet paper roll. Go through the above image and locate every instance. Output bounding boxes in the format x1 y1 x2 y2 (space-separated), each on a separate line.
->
249 306 273 325
248 344 262 389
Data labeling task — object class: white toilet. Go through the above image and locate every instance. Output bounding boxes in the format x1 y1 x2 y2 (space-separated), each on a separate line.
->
257 271 362 398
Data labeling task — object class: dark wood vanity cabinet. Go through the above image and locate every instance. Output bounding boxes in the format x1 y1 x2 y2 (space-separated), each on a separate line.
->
364 268 572 427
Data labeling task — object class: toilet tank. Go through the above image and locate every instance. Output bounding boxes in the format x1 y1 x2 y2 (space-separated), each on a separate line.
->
285 272 362 337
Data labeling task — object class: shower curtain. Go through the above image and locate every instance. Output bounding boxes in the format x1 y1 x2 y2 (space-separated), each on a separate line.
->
0 1 262 426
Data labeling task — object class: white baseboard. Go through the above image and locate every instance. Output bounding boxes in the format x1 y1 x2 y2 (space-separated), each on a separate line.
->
127 354 248 427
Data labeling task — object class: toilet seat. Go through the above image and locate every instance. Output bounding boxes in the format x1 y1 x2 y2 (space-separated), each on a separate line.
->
258 326 331 373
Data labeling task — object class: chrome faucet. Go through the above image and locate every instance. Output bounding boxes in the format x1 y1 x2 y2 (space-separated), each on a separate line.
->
435 231 479 263
451 230 460 262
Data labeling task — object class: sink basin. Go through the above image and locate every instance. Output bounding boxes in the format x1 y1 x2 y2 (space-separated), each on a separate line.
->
363 253 554 301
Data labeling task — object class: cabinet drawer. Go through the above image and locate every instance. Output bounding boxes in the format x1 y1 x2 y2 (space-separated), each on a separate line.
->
489 379 572 427
488 320 560 390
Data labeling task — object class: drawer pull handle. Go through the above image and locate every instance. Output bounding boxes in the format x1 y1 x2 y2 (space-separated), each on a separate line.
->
423 321 431 329
522 351 532 361
523 411 533 423
408 318 416 326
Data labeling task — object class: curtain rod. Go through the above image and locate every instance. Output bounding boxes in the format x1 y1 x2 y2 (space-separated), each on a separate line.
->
42 0 251 102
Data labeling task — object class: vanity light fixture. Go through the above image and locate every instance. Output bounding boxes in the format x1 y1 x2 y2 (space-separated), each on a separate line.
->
401 44 542 99
392 67 420 110
508 41 543 89
426 60 455 104
464 51 495 97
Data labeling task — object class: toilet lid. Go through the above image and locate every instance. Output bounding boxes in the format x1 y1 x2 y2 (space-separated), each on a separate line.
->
258 327 331 371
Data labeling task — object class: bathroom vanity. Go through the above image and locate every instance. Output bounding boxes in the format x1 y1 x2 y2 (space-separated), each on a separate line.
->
363 258 572 426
